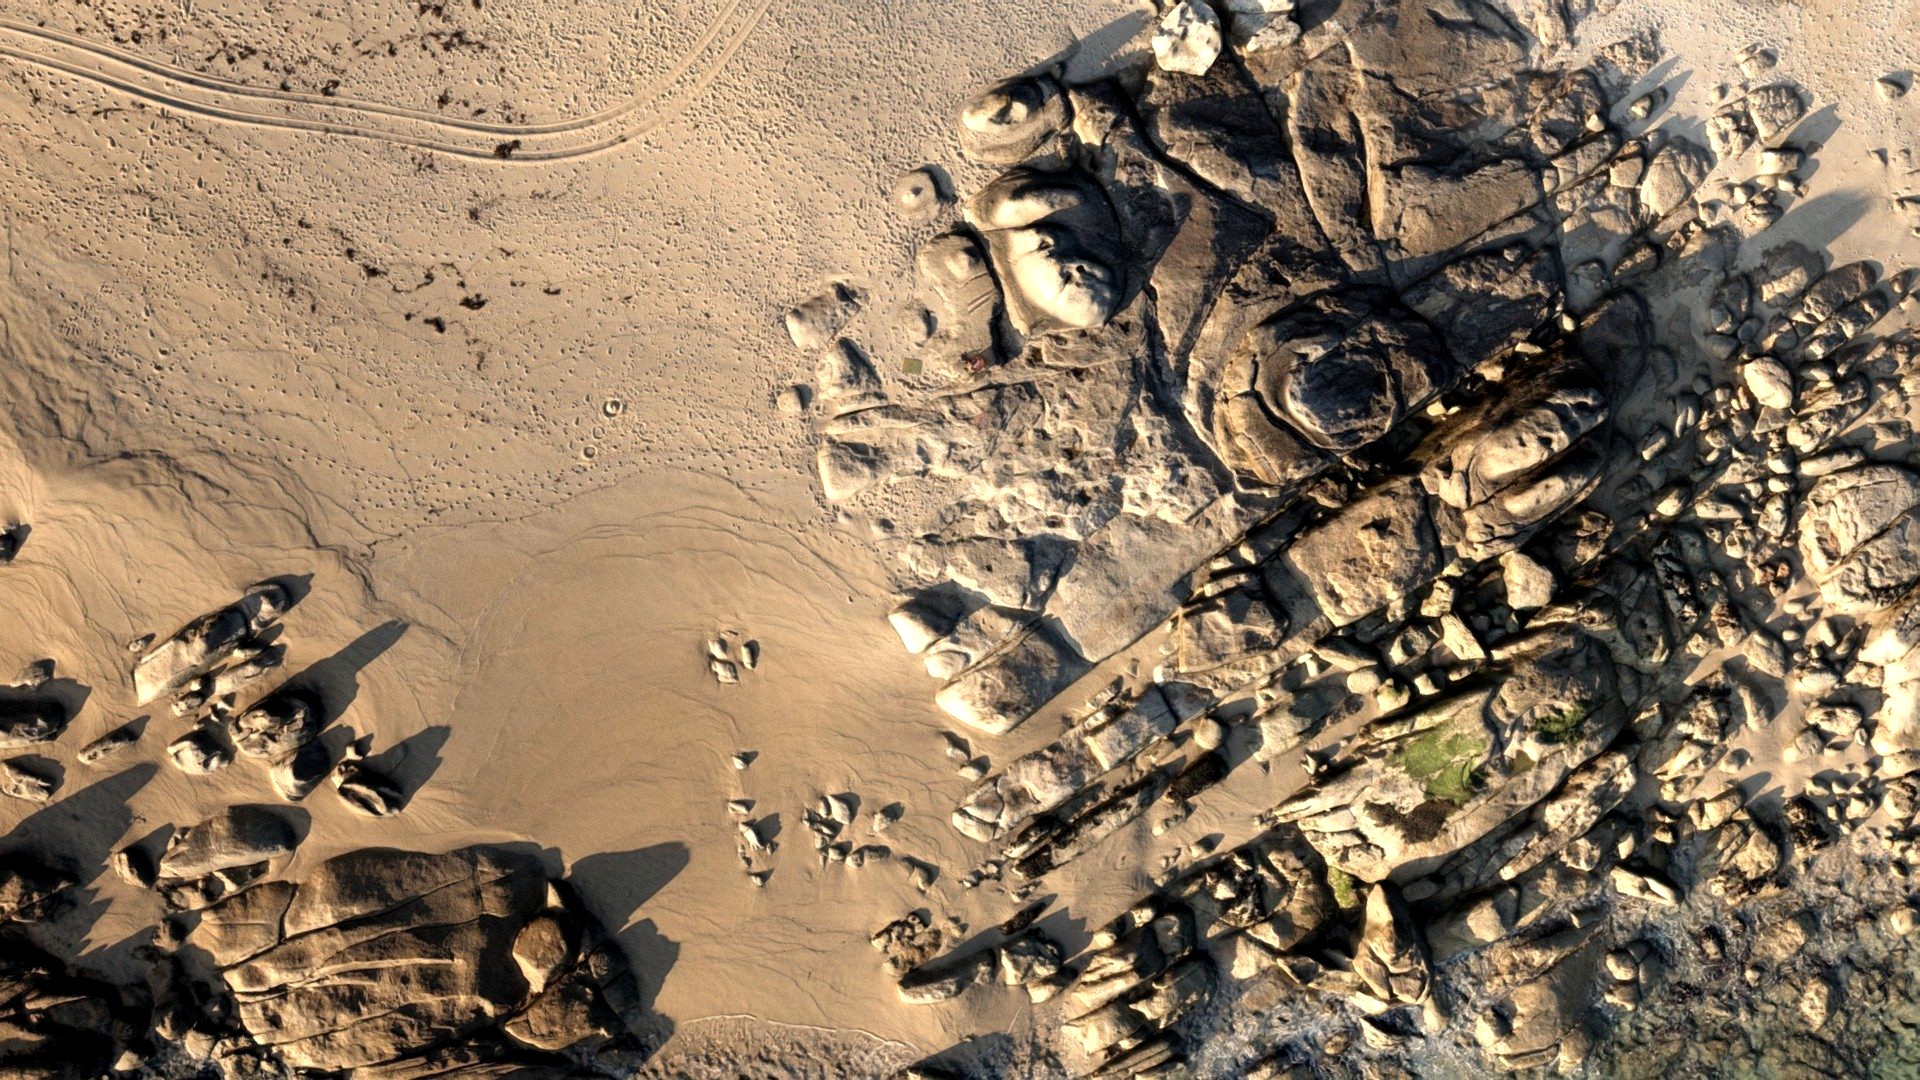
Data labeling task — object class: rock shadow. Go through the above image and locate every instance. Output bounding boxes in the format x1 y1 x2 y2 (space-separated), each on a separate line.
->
280 619 408 726
0 764 155 947
0 667 90 727
366 723 448 802
566 842 689 1048
258 572 314 610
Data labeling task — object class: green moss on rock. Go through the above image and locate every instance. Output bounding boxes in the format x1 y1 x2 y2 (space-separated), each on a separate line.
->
1391 725 1487 805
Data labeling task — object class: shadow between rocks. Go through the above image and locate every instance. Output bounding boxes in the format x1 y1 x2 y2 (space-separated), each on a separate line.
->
0 764 155 951
566 842 690 1045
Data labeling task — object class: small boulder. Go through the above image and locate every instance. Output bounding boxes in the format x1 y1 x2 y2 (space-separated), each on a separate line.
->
1743 357 1795 409
157 805 299 882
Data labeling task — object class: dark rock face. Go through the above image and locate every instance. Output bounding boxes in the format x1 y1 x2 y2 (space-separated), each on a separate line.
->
0 861 147 1077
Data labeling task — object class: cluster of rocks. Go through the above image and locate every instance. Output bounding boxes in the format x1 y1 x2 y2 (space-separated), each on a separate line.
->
888 902 1069 1009
0 565 674 1077
0 659 76 805
730 765 926 888
134 583 408 815
706 632 759 684
815 0 1920 1075
0 841 656 1077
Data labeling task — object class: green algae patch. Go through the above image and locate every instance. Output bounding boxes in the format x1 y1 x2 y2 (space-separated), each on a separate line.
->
1391 725 1487 805
1328 865 1362 911
1533 701 1592 745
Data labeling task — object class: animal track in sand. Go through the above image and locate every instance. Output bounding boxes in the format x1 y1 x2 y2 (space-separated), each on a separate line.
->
0 0 773 161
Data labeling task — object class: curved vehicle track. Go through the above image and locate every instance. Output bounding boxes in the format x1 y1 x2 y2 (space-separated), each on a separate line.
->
0 0 771 162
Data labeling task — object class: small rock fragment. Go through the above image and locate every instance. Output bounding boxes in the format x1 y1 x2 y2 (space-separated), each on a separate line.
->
77 718 144 764
1152 0 1223 77
0 758 55 802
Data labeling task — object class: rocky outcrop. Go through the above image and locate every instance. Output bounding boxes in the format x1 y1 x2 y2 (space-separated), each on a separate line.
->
172 844 651 1075
800 0 1920 1075
0 838 657 1080
0 859 150 1076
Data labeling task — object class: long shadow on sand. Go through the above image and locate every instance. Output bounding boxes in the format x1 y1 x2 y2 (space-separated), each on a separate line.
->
568 842 690 1048
283 618 409 726
0 764 156 954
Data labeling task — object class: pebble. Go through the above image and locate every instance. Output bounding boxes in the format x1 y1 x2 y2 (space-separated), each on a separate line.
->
1887 906 1917 935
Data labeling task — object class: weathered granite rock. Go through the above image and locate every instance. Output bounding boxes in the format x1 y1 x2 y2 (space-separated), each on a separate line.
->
77 717 144 764
952 683 1202 841
1276 478 1440 627
228 686 324 759
1152 1 1224 77
1352 884 1431 1009
156 804 299 882
959 74 1070 165
188 844 649 1074
133 583 290 705
0 696 66 752
0 757 56 803
935 620 1093 735
334 758 406 817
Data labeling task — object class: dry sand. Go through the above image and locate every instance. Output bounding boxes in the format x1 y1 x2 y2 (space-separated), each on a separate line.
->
0 0 1918 1075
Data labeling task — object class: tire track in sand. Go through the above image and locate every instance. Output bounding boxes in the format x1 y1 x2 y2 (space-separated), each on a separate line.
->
0 0 772 162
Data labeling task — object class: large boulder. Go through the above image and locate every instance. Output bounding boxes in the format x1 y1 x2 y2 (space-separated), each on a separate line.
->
1800 465 1920 614
190 845 648 1075
133 583 290 705
1275 478 1441 627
